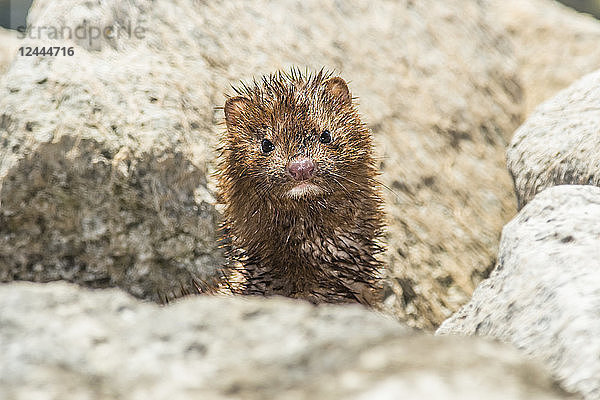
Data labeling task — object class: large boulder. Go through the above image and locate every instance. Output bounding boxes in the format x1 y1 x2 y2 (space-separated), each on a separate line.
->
0 281 576 400
489 0 600 116
437 185 600 400
507 70 600 208
367 1 521 328
0 0 228 301
0 0 524 327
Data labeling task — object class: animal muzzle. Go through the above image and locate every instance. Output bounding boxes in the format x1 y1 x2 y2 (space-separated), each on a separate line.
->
287 158 316 181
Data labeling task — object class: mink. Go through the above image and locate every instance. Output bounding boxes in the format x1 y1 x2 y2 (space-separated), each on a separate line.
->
217 69 385 306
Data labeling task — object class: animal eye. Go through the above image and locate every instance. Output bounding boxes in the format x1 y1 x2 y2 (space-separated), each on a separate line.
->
319 129 332 144
261 138 275 153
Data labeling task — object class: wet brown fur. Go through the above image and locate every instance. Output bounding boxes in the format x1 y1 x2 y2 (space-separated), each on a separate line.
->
217 68 384 305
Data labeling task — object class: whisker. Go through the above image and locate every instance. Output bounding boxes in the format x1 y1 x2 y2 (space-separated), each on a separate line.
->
331 171 399 199
329 175 351 196
380 181 400 199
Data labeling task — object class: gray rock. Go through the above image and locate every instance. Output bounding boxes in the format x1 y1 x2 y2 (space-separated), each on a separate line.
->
0 281 576 400
507 70 600 208
0 0 226 301
437 185 600 400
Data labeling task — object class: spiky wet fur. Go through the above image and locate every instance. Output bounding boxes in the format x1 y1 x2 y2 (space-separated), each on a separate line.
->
217 69 385 305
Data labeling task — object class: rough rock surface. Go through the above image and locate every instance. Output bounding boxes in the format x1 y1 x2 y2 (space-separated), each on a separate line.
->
507 70 600 208
367 1 521 328
437 185 600 400
0 27 19 75
0 281 577 400
0 0 524 327
0 0 227 301
490 0 600 116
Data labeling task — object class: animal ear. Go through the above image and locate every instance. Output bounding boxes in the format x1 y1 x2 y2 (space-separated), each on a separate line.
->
324 77 351 106
224 96 251 129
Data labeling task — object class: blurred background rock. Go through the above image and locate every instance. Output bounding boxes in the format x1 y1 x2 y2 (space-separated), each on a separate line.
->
1 0 600 29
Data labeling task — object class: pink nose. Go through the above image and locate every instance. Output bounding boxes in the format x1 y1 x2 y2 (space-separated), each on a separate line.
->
287 158 315 181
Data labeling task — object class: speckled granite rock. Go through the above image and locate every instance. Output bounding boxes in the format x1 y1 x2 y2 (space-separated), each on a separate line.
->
507 70 600 208
438 185 600 400
0 0 226 301
0 281 576 400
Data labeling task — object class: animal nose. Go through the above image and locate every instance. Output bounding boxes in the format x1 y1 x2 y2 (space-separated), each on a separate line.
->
287 158 315 181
